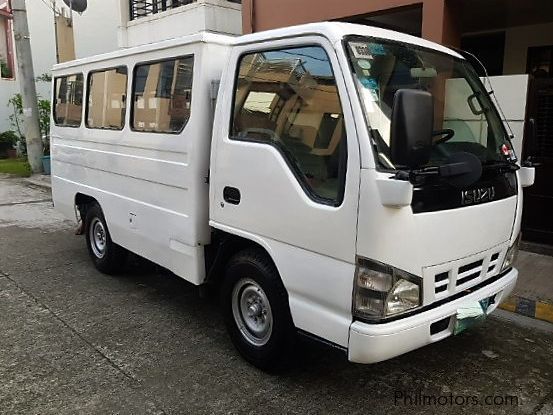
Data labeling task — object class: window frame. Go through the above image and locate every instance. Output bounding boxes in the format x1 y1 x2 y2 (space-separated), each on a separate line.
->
53 73 84 128
130 54 195 135
229 43 348 207
342 34 512 174
85 65 129 131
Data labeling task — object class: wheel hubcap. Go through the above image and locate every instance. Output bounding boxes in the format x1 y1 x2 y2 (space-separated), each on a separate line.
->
232 278 273 346
89 218 107 259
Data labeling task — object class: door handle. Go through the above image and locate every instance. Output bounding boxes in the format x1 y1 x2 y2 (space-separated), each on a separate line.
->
223 186 241 205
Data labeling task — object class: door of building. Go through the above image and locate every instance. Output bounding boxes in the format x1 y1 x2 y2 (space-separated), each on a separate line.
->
521 76 553 245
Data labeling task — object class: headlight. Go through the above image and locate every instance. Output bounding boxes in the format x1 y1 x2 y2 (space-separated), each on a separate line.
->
501 234 520 272
353 258 422 320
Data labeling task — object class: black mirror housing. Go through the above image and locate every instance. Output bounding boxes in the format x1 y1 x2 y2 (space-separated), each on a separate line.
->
390 89 434 169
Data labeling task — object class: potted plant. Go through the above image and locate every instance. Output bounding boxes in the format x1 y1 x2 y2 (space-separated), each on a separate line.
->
0 131 18 158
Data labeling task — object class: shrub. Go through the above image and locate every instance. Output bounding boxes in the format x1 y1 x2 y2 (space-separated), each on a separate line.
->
7 93 52 156
0 60 12 78
0 131 18 157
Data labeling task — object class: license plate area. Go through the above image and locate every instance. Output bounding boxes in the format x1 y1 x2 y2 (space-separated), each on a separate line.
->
453 297 494 335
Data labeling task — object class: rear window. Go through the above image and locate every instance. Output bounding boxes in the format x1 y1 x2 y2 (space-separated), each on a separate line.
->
53 74 84 127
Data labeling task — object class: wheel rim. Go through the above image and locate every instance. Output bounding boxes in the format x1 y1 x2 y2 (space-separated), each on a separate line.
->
231 278 273 346
89 217 107 259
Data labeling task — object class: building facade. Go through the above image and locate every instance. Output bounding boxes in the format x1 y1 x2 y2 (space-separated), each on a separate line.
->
0 0 242 132
242 0 553 248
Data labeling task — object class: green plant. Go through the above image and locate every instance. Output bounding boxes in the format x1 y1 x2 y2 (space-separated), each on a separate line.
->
0 130 18 145
36 73 52 83
38 99 51 155
8 93 23 136
0 131 18 157
7 93 52 155
0 60 12 78
7 93 25 155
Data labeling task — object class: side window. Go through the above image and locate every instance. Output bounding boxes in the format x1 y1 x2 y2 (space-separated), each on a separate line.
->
231 46 346 204
86 67 128 130
53 74 84 127
132 56 194 133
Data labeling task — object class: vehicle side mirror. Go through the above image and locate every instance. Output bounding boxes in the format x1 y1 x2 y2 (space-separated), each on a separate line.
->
519 166 535 188
390 89 434 169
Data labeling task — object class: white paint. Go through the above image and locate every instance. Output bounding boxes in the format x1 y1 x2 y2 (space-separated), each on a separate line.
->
119 0 242 48
52 23 521 360
349 268 517 363
376 175 413 207
518 166 535 188
52 33 233 286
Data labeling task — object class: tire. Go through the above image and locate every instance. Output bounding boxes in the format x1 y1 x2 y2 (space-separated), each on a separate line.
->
84 202 127 274
221 248 295 370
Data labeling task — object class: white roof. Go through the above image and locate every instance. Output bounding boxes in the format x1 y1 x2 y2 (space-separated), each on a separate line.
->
235 22 463 59
53 31 235 71
53 22 462 72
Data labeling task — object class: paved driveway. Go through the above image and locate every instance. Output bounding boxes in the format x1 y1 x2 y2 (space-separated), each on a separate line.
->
0 175 552 414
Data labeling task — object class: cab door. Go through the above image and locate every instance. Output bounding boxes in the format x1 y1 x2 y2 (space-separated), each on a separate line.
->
209 37 361 346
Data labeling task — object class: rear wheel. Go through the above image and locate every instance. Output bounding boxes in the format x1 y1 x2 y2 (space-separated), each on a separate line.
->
85 203 127 274
222 248 295 370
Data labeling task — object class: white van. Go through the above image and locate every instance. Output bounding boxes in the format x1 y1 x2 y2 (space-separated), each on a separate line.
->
51 22 535 369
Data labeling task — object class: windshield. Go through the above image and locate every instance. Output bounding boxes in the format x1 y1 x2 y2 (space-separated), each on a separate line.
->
346 37 516 170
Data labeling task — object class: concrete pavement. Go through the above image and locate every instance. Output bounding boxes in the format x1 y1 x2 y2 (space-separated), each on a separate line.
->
1 174 553 414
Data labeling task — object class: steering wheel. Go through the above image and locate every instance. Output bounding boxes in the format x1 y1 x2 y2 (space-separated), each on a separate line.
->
432 129 455 145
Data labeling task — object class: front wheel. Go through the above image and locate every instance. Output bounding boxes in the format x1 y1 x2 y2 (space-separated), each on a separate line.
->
221 248 295 370
85 202 127 274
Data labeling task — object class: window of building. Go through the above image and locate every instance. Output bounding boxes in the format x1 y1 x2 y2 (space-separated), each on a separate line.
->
54 74 84 127
86 67 128 130
527 46 553 78
128 0 240 20
0 3 15 80
132 56 194 133
231 46 347 204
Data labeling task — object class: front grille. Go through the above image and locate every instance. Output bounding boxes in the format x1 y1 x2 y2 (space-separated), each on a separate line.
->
456 259 483 286
430 248 503 300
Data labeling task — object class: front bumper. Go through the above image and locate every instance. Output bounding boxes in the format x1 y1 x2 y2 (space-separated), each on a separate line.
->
348 267 518 364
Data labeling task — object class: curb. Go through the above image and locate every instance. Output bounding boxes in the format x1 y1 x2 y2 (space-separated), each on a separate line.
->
499 295 553 324
23 175 51 190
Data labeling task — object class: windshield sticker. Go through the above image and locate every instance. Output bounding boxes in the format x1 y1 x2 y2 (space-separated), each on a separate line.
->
359 77 379 102
361 89 376 110
367 43 387 56
349 42 374 59
359 77 379 90
357 59 372 70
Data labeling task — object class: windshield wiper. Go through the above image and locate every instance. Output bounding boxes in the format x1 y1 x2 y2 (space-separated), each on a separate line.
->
483 160 519 172
394 162 469 185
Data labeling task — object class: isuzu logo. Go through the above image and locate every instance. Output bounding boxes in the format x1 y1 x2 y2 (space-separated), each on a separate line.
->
461 186 496 206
